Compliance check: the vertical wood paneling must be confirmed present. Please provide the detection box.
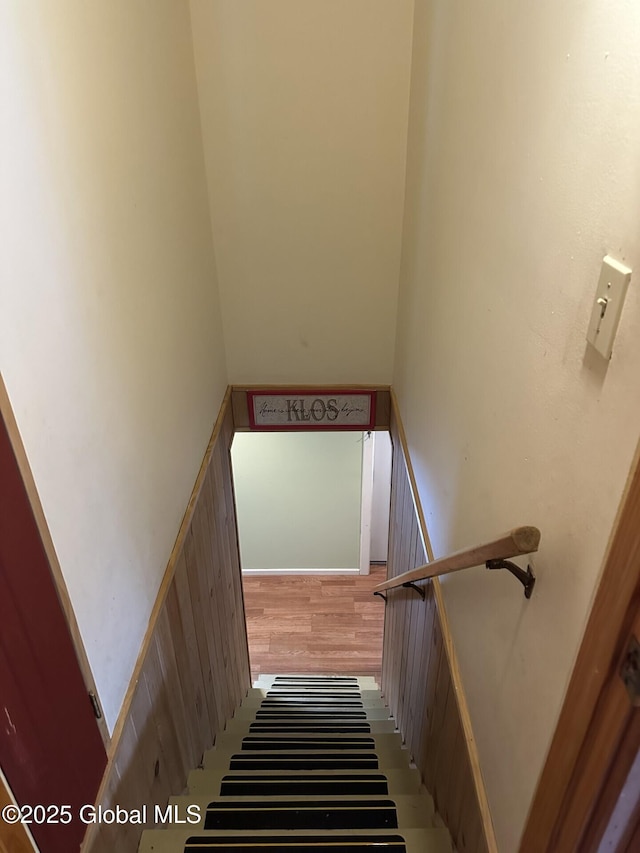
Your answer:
[381,406,495,852]
[83,395,250,853]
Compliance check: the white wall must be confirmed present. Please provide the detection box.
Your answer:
[394,1,640,849]
[231,432,363,571]
[0,1,228,731]
[190,0,414,384]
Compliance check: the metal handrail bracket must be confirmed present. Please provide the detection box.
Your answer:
[373,525,540,602]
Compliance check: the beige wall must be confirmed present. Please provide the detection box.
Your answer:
[0,1,227,731]
[394,1,640,849]
[231,432,363,572]
[190,0,414,384]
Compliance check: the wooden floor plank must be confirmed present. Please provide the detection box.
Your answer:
[242,566,385,679]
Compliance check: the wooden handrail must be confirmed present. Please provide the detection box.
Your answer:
[375,526,541,593]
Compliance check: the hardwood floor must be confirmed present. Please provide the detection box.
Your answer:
[242,565,386,680]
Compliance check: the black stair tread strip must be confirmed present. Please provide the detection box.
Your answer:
[266,685,363,688]
[249,721,372,725]
[240,741,376,752]
[256,711,367,716]
[272,680,360,683]
[242,736,375,743]
[260,696,364,708]
[249,722,371,735]
[267,689,363,693]
[266,693,363,698]
[228,757,379,770]
[231,749,378,761]
[260,700,365,704]
[256,710,367,716]
[230,752,380,758]
[221,774,388,781]
[257,706,368,711]
[260,699,364,703]
[263,699,364,704]
[259,704,364,709]
[219,777,389,792]
[269,685,362,689]
[247,716,372,728]
[184,834,406,852]
[271,683,361,687]
[273,675,359,679]
[248,726,372,734]
[263,699,369,704]
[186,836,406,841]
[242,735,375,741]
[269,681,361,684]
[249,724,375,729]
[255,715,368,721]
[243,735,375,746]
[263,700,365,703]
[203,803,399,831]
[259,705,365,708]
[228,764,380,771]
[270,684,362,688]
[219,782,389,796]
[258,696,368,711]
[206,799,396,810]
[250,720,372,723]
[253,718,370,723]
[265,692,363,696]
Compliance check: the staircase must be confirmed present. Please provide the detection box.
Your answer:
[138,675,452,853]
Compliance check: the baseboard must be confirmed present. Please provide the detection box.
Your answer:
[241,567,360,576]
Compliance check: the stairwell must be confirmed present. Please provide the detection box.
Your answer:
[138,675,453,853]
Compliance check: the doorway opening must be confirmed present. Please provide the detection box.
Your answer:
[230,428,392,679]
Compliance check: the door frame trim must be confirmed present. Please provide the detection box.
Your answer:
[0,767,37,853]
[519,437,640,850]
[358,428,374,575]
[0,374,110,748]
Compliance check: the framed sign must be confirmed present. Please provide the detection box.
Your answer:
[247,390,376,431]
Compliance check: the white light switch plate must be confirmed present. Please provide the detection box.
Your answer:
[586,255,632,359]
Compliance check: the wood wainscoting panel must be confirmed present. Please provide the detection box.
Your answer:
[381,398,496,853]
[83,393,251,853]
